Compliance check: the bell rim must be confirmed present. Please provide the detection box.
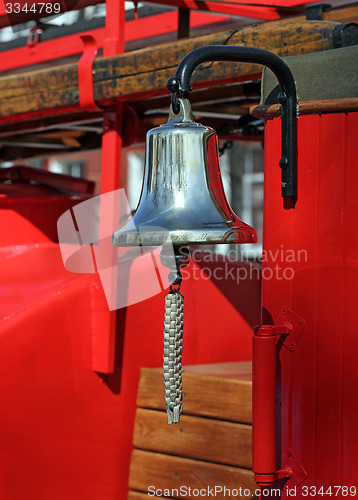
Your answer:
[112,225,257,247]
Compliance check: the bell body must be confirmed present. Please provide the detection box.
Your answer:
[113,99,257,247]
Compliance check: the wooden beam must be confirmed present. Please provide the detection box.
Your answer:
[133,408,252,468]
[0,19,348,123]
[137,363,252,423]
[312,3,358,24]
[129,450,257,498]
[251,97,358,116]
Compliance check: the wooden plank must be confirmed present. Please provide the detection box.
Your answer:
[128,492,172,500]
[321,4,358,24]
[182,361,252,379]
[129,449,257,499]
[0,20,345,121]
[133,408,252,468]
[251,97,358,117]
[137,362,252,424]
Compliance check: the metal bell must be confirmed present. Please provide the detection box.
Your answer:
[112,98,257,247]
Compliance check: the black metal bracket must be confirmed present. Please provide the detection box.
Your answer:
[306,3,331,21]
[167,45,298,209]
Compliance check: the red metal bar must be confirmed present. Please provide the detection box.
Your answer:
[252,325,278,486]
[103,0,125,57]
[0,0,103,28]
[0,28,104,72]
[92,0,125,374]
[0,11,229,72]
[124,10,229,41]
[0,0,310,28]
[91,119,123,373]
[0,165,94,193]
[145,0,292,21]
[78,35,101,111]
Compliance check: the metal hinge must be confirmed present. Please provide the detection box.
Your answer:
[279,448,308,497]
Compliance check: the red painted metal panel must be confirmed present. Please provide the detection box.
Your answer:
[262,112,358,493]
[0,190,260,499]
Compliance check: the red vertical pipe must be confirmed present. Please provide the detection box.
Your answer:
[92,0,126,373]
[103,0,125,57]
[252,325,277,485]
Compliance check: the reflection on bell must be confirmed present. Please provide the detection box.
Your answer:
[112,98,257,247]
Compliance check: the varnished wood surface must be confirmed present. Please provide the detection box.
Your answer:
[137,362,252,424]
[129,363,255,498]
[133,408,252,468]
[129,450,257,499]
[0,20,345,121]
[251,97,358,117]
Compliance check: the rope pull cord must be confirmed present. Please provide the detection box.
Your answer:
[163,288,184,424]
[160,246,190,424]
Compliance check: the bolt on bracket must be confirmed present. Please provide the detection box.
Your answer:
[277,306,306,351]
[280,448,308,497]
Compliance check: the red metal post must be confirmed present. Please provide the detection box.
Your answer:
[92,0,126,373]
[103,0,125,58]
[252,325,278,486]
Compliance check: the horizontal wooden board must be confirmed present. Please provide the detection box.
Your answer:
[137,362,252,424]
[182,361,252,379]
[133,408,252,468]
[128,492,172,500]
[251,97,358,117]
[0,20,345,122]
[129,449,257,499]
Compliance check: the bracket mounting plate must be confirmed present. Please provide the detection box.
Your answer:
[278,306,306,351]
[281,448,307,497]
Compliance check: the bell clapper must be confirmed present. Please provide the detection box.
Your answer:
[161,246,191,424]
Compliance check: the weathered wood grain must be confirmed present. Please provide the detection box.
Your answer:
[137,362,252,424]
[251,97,358,117]
[129,449,257,499]
[0,20,344,121]
[133,408,252,468]
[317,4,358,24]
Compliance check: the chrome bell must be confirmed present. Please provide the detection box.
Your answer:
[112,98,257,248]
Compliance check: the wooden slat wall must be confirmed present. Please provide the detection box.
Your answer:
[252,97,358,117]
[137,362,252,423]
[129,450,257,499]
[129,362,256,499]
[0,19,349,121]
[133,408,252,468]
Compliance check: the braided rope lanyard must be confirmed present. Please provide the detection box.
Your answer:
[163,284,184,425]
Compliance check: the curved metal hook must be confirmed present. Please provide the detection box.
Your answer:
[166,45,298,208]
